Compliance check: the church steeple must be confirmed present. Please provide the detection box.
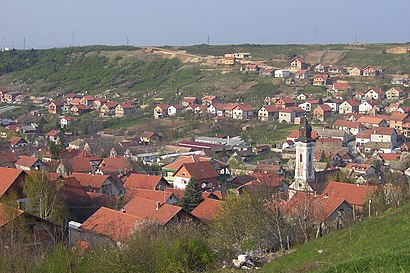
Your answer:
[296,117,314,143]
[294,117,316,184]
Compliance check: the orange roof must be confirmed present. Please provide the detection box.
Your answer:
[260,105,279,112]
[0,203,24,227]
[222,103,239,111]
[322,181,378,206]
[356,129,372,139]
[344,100,360,107]
[61,158,93,173]
[356,116,386,125]
[371,127,395,135]
[123,197,183,225]
[139,131,159,139]
[0,167,24,197]
[234,104,254,111]
[333,120,365,129]
[46,130,61,137]
[70,173,111,192]
[378,153,400,161]
[345,163,373,172]
[191,198,222,221]
[163,155,211,171]
[9,136,27,146]
[124,174,166,190]
[99,157,132,174]
[81,207,143,242]
[15,156,40,168]
[164,188,185,199]
[333,82,349,90]
[124,188,173,204]
[154,103,169,110]
[174,161,219,181]
[315,104,332,112]
[389,112,408,121]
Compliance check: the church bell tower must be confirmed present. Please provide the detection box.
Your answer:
[294,118,316,185]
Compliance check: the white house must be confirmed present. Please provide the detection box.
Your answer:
[258,105,279,121]
[207,103,225,116]
[359,101,378,114]
[370,127,398,148]
[275,69,291,78]
[364,88,384,100]
[167,105,183,116]
[232,104,254,120]
[278,109,296,124]
[298,102,313,112]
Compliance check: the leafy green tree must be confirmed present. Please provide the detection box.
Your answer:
[23,171,68,224]
[48,142,62,160]
[181,179,203,212]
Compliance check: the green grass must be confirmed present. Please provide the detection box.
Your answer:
[242,122,298,145]
[261,202,410,273]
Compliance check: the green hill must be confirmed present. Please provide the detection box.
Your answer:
[261,202,410,272]
[0,44,409,105]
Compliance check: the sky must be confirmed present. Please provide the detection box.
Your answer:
[1,0,409,49]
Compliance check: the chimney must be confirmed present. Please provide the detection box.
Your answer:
[156,201,160,210]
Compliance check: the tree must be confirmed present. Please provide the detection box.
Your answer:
[181,179,203,212]
[23,171,68,224]
[48,142,62,160]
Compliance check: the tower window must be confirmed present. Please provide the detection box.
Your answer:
[299,154,303,162]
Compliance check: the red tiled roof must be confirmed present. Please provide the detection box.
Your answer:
[46,130,61,137]
[315,104,332,112]
[15,156,40,168]
[98,157,132,174]
[123,197,183,225]
[234,104,254,111]
[164,188,185,199]
[378,153,400,161]
[70,173,111,192]
[9,136,27,146]
[322,181,378,206]
[333,120,364,129]
[102,102,118,109]
[124,174,167,190]
[124,188,173,204]
[154,103,169,110]
[344,100,360,107]
[371,127,395,135]
[191,198,222,221]
[260,105,279,112]
[0,167,24,197]
[389,112,408,121]
[333,82,349,90]
[163,155,211,171]
[345,163,373,172]
[81,207,143,242]
[174,161,219,180]
[366,88,384,95]
[181,97,198,103]
[0,152,18,165]
[139,132,158,139]
[61,158,93,173]
[356,130,372,139]
[357,116,386,125]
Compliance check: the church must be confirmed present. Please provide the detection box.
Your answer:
[288,118,329,198]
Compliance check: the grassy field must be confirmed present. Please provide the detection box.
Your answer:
[261,202,410,273]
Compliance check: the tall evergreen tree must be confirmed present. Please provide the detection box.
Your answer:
[181,178,204,212]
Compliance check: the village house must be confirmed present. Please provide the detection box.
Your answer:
[15,94,29,104]
[9,136,28,147]
[240,64,260,72]
[222,103,238,118]
[362,66,383,77]
[313,104,332,122]
[167,104,184,116]
[223,56,235,65]
[48,101,64,114]
[358,100,382,114]
[274,69,291,78]
[357,116,388,128]
[123,173,170,191]
[172,161,219,190]
[313,74,330,86]
[324,98,342,112]
[70,173,124,196]
[46,130,64,144]
[181,97,199,107]
[348,66,362,76]
[60,116,77,129]
[232,104,254,120]
[100,102,118,116]
[207,103,226,116]
[115,103,133,118]
[339,100,360,114]
[333,120,366,135]
[295,70,308,79]
[364,88,384,100]
[328,65,344,74]
[80,95,96,107]
[258,105,279,121]
[330,82,350,93]
[355,130,372,148]
[295,93,308,101]
[92,98,108,110]
[385,87,405,100]
[153,104,169,119]
[259,69,275,77]
[201,95,219,106]
[70,104,90,116]
[191,198,222,222]
[57,158,93,176]
[97,157,132,175]
[315,63,328,73]
[389,112,408,131]
[15,156,45,171]
[139,131,162,144]
[275,98,295,109]
[370,127,398,148]
[290,58,308,70]
[4,91,21,103]
[298,99,318,112]
[278,108,296,124]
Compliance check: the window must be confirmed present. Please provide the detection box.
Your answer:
[299,153,303,162]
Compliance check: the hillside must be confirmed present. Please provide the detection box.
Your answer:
[0,43,409,104]
[261,202,410,272]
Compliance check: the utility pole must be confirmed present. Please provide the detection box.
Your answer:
[126,37,129,46]
[23,37,26,50]
[207,34,210,45]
